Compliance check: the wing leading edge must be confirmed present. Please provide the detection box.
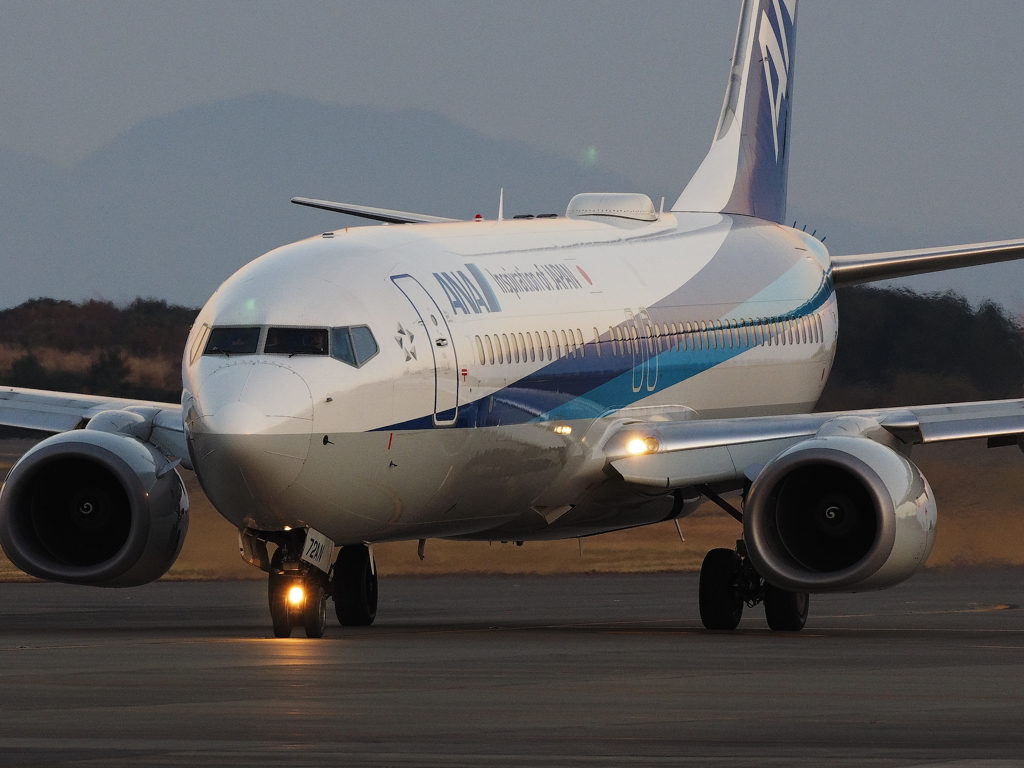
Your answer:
[831,238,1024,286]
[291,197,460,225]
[0,386,187,467]
[608,399,1024,490]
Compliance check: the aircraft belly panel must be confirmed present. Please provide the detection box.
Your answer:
[285,426,567,543]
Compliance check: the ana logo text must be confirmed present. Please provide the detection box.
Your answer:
[433,263,502,316]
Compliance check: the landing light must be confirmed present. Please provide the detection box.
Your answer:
[554,425,572,436]
[627,437,659,455]
[288,586,305,605]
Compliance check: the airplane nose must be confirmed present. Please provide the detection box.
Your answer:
[189,362,313,526]
[198,362,312,436]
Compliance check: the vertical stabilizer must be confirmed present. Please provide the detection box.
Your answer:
[672,0,797,223]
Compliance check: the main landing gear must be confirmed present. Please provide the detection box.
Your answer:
[267,542,378,638]
[698,540,809,632]
[333,544,378,626]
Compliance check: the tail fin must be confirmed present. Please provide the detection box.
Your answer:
[672,0,798,223]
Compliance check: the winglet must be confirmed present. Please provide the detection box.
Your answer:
[672,0,798,224]
[291,197,460,225]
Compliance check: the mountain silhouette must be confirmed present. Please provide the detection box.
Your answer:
[0,93,635,309]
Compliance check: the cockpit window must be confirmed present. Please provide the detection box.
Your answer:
[331,328,356,366]
[332,326,379,367]
[204,326,260,356]
[351,327,379,364]
[265,327,329,356]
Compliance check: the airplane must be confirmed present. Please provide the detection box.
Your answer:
[4,0,1024,639]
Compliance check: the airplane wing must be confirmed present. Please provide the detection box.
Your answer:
[291,196,461,225]
[831,238,1024,285]
[607,399,1024,490]
[0,386,187,467]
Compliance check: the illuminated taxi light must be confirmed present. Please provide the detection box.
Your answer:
[554,425,572,436]
[626,437,660,455]
[288,586,304,605]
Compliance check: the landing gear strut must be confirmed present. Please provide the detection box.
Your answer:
[698,540,808,631]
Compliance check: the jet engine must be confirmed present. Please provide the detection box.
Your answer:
[0,430,189,587]
[744,435,936,592]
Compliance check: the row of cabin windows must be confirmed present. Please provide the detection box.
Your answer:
[606,311,827,356]
[472,311,826,366]
[475,329,587,365]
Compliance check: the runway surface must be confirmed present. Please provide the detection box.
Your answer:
[2,571,1024,767]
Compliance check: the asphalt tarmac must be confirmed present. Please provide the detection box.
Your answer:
[1,571,1024,767]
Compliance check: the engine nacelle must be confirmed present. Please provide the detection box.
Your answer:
[0,430,189,587]
[744,435,936,592]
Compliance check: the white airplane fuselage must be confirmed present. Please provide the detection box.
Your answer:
[182,211,836,545]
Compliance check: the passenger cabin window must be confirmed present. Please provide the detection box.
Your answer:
[265,327,329,356]
[204,326,261,356]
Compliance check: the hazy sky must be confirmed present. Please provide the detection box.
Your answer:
[2,1,1024,310]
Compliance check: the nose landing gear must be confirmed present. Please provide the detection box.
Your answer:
[265,542,378,637]
[698,540,809,632]
[267,548,329,638]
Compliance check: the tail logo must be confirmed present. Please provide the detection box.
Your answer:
[759,0,794,162]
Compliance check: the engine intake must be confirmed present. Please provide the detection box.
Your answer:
[744,435,936,592]
[0,430,189,587]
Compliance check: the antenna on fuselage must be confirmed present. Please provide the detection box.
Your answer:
[498,188,504,222]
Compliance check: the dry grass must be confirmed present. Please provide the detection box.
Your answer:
[0,344,96,374]
[2,438,1024,583]
[0,344,180,392]
[123,355,179,391]
[0,344,24,371]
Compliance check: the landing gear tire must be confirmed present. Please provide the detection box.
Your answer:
[763,582,809,632]
[268,572,293,638]
[699,548,744,630]
[333,545,378,626]
[304,583,328,638]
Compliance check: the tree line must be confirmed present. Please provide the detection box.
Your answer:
[817,287,1024,410]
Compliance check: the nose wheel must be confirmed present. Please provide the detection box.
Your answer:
[267,549,329,638]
